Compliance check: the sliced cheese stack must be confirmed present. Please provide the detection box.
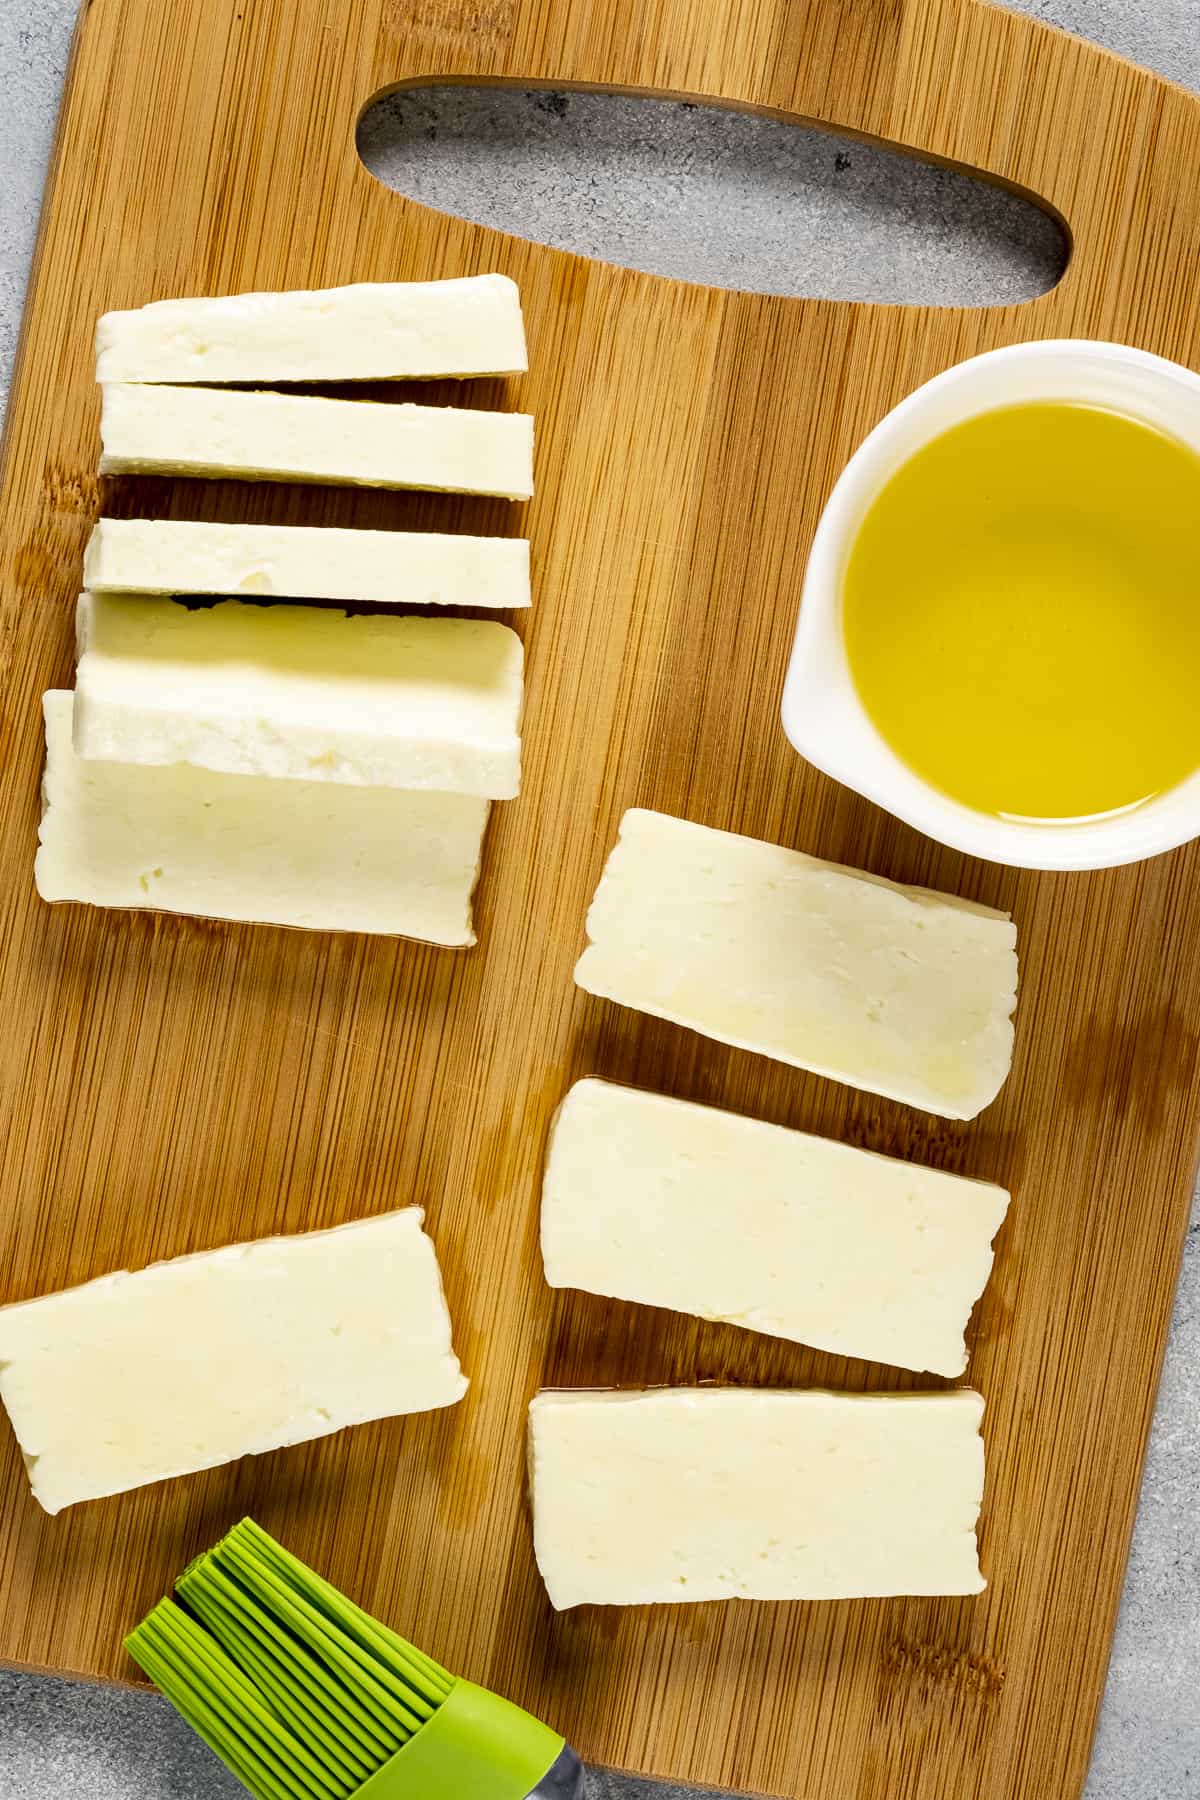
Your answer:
[94,274,533,501]
[63,593,521,932]
[528,1388,987,1607]
[73,595,524,798]
[575,808,1018,1119]
[0,1209,467,1515]
[38,275,534,942]
[36,692,489,942]
[541,1077,1009,1375]
[38,598,521,938]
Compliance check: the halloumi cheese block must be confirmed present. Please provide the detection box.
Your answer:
[83,518,531,609]
[73,595,523,799]
[0,1209,467,1515]
[528,1387,986,1607]
[95,274,527,383]
[99,384,534,500]
[541,1079,1009,1375]
[37,691,489,943]
[574,809,1018,1119]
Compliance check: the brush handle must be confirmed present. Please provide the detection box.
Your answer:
[528,1744,587,1798]
[354,1677,567,1800]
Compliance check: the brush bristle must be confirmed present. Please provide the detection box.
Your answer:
[126,1519,455,1800]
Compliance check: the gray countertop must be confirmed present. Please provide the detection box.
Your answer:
[2,1,1198,1796]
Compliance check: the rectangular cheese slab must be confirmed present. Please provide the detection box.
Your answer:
[541,1079,1009,1375]
[74,595,524,798]
[37,691,489,943]
[95,274,527,383]
[574,809,1018,1119]
[83,518,531,609]
[0,1209,467,1515]
[528,1387,986,1607]
[99,384,534,500]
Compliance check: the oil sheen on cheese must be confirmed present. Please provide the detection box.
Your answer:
[575,808,1016,1120]
[842,402,1200,822]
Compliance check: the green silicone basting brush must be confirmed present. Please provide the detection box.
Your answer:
[126,1518,583,1800]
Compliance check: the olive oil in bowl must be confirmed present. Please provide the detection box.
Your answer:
[841,402,1200,823]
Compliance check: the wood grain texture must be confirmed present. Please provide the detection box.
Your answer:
[2,1,1199,1795]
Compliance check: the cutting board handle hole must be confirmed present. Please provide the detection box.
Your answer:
[357,85,1068,307]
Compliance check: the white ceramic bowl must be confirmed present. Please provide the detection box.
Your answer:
[780,339,1200,870]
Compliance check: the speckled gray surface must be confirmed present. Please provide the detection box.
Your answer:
[358,88,1069,307]
[1,1,1199,1797]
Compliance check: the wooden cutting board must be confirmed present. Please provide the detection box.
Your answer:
[2,0,1200,1794]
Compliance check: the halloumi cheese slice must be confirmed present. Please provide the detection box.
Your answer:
[37,691,489,943]
[73,595,523,798]
[83,518,531,609]
[574,809,1017,1119]
[541,1078,1009,1375]
[528,1387,986,1607]
[0,1209,467,1515]
[99,384,534,500]
[95,274,527,383]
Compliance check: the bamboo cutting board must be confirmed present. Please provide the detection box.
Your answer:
[2,0,1200,1794]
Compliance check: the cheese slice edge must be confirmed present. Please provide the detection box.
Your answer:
[83,517,531,608]
[95,274,528,383]
[99,384,535,501]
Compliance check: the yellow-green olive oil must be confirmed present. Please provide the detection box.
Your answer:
[842,402,1200,821]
